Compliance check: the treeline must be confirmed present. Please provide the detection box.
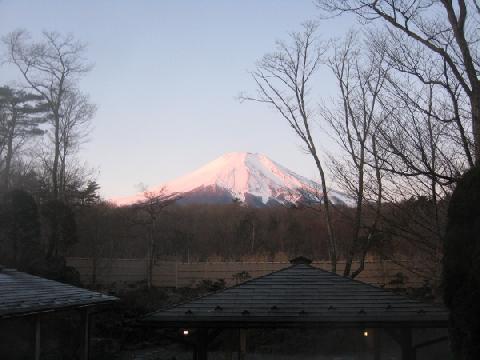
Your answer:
[71,196,445,274]
[73,202,351,261]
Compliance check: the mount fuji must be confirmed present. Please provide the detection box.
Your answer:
[112,152,351,207]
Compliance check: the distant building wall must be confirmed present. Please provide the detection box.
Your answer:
[66,257,435,289]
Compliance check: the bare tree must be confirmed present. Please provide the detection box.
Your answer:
[315,3,477,294]
[3,30,92,199]
[58,89,96,198]
[368,76,456,285]
[131,189,179,289]
[317,0,480,165]
[368,29,474,172]
[323,32,387,277]
[240,22,338,271]
[368,38,464,242]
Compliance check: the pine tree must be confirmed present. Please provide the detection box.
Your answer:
[0,86,47,190]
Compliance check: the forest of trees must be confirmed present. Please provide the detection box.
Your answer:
[71,198,444,269]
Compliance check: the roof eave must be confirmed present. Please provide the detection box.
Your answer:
[0,298,118,320]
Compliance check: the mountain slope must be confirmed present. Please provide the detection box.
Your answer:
[112,152,351,206]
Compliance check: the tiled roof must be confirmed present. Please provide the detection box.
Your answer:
[144,262,448,328]
[0,267,117,318]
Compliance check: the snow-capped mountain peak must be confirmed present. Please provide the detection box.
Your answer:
[112,152,350,207]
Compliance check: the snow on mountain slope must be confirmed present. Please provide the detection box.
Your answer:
[112,152,351,206]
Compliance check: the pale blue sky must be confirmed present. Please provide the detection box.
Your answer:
[0,0,355,198]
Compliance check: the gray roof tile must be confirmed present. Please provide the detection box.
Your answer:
[0,268,117,318]
[144,264,448,328]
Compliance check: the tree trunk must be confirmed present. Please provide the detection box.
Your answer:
[4,126,14,190]
[442,0,480,165]
[312,151,337,273]
[46,212,58,259]
[344,146,365,277]
[146,217,156,289]
[471,91,480,165]
[351,135,383,279]
[60,147,67,200]
[3,108,17,190]
[92,222,98,287]
[250,222,255,253]
[52,112,61,199]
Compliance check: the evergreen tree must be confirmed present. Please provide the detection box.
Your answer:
[75,180,101,206]
[0,86,47,190]
[443,167,480,359]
